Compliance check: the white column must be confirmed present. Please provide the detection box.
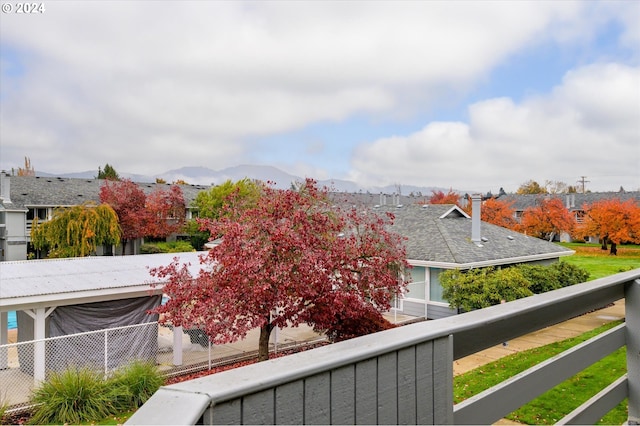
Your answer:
[33,308,47,383]
[173,326,183,366]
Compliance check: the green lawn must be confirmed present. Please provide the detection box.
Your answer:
[559,242,640,280]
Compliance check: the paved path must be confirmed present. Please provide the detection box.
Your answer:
[453,299,626,376]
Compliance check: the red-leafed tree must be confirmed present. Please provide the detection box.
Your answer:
[479,198,518,230]
[577,198,640,255]
[430,189,460,205]
[145,185,187,238]
[150,179,409,361]
[100,179,186,253]
[517,197,575,241]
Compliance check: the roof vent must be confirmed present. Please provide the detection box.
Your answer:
[481,237,489,242]
[507,235,514,240]
[396,204,403,208]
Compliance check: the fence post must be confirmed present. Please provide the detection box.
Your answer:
[0,312,8,369]
[104,330,109,377]
[627,279,640,425]
[173,326,183,366]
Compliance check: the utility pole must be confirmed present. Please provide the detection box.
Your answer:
[577,176,590,193]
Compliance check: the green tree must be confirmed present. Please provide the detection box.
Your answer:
[97,164,119,180]
[516,180,547,194]
[193,178,262,220]
[30,203,121,258]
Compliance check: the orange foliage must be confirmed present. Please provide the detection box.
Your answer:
[429,189,460,205]
[577,198,640,245]
[517,198,575,240]
[479,198,518,230]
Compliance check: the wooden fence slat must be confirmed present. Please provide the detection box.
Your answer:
[355,358,377,425]
[330,364,355,424]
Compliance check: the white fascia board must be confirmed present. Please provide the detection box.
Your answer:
[407,250,575,270]
[0,284,165,313]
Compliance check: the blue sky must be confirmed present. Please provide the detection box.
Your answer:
[1,1,638,192]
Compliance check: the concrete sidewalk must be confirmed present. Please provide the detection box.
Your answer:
[453,299,626,376]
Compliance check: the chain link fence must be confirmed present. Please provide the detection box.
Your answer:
[1,322,324,412]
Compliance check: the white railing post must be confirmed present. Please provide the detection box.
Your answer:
[627,279,640,424]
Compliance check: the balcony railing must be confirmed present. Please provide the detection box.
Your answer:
[127,269,640,425]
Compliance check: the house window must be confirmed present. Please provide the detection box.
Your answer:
[405,266,426,300]
[429,268,446,303]
[27,208,48,221]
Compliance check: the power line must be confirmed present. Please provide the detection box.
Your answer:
[577,176,590,193]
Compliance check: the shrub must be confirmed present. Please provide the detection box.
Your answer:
[325,304,396,343]
[108,360,164,408]
[28,367,116,425]
[140,241,195,254]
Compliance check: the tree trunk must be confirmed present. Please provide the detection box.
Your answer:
[600,236,608,251]
[610,242,617,256]
[258,321,274,362]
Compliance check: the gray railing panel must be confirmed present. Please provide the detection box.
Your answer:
[453,324,626,425]
[275,381,304,425]
[208,398,240,425]
[355,357,378,424]
[331,364,356,424]
[558,375,628,425]
[416,340,435,423]
[304,372,331,424]
[397,346,418,424]
[433,335,454,425]
[243,389,275,424]
[378,351,399,424]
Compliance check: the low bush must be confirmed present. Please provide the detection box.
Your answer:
[140,241,195,254]
[28,367,116,425]
[109,360,164,408]
[28,361,164,424]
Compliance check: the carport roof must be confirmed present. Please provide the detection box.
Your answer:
[0,251,206,312]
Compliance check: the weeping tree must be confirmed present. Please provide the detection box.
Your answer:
[30,203,121,258]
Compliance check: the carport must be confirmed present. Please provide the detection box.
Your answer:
[0,251,205,382]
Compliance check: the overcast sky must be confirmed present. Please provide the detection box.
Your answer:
[1,1,638,193]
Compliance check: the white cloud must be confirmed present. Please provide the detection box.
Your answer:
[351,63,640,192]
[0,1,637,186]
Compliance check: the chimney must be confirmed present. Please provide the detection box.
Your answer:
[0,171,10,204]
[471,193,482,243]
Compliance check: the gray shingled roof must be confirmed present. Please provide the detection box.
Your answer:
[501,192,639,212]
[381,204,573,268]
[5,176,211,210]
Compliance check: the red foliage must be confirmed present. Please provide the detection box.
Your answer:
[517,197,575,240]
[324,302,396,342]
[150,179,409,361]
[99,180,186,250]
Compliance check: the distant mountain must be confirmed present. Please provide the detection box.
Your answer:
[37,164,456,195]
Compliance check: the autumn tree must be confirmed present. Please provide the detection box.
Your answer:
[144,184,187,238]
[577,198,640,255]
[517,197,575,241]
[30,203,120,258]
[150,179,409,361]
[517,180,547,194]
[429,189,460,205]
[478,197,518,229]
[99,179,186,254]
[97,163,119,180]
